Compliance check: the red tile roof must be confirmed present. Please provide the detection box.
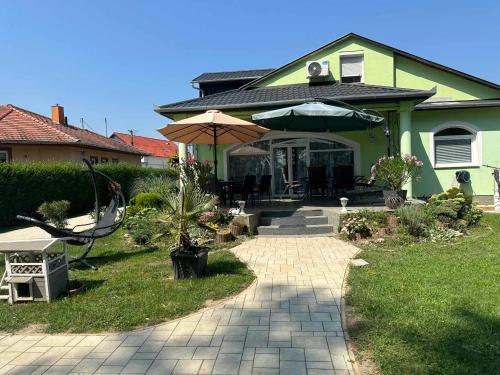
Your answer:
[0,104,144,155]
[111,132,178,158]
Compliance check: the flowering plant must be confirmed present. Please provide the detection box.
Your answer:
[376,154,423,190]
[340,216,372,240]
[175,154,213,191]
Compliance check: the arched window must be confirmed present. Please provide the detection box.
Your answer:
[431,123,480,167]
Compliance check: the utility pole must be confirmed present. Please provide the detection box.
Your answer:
[128,129,134,145]
[105,118,108,137]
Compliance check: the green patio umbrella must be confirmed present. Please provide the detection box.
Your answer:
[251,101,385,132]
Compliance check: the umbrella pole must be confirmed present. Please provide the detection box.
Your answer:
[213,127,218,196]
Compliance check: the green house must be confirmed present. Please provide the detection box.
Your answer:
[155,33,500,203]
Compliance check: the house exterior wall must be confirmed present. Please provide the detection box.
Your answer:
[256,38,394,87]
[141,156,169,168]
[412,107,500,197]
[0,144,141,164]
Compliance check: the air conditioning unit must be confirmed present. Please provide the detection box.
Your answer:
[306,60,329,78]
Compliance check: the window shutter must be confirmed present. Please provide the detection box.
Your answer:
[435,138,472,164]
[341,56,363,77]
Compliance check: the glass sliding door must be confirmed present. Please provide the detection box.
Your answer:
[226,135,356,197]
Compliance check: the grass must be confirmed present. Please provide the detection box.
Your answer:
[0,230,255,333]
[346,214,500,375]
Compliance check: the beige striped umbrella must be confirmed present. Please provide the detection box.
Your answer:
[158,110,269,186]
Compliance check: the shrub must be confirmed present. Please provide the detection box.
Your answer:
[131,175,177,202]
[0,161,176,226]
[124,208,161,245]
[376,154,423,190]
[397,204,434,238]
[340,214,372,240]
[429,227,463,242]
[427,187,482,229]
[37,200,70,229]
[131,192,163,209]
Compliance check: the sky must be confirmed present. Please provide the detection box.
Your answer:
[1,0,499,138]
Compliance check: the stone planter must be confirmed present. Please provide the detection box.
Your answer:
[383,189,407,209]
[170,246,208,279]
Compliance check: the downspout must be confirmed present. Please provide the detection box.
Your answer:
[191,82,204,98]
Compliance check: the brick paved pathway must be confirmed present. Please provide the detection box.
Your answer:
[0,237,359,375]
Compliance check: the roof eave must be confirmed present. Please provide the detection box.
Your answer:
[155,89,435,117]
[416,99,500,111]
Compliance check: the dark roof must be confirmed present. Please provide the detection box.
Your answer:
[243,33,500,91]
[156,82,435,116]
[416,99,500,110]
[0,104,145,155]
[192,69,275,83]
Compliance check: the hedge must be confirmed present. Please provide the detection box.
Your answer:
[0,162,178,227]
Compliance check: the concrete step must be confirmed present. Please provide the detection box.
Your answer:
[0,295,8,300]
[260,209,324,218]
[260,215,329,226]
[257,224,334,236]
[0,285,8,291]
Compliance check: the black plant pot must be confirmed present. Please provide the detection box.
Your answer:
[383,189,407,209]
[170,246,208,280]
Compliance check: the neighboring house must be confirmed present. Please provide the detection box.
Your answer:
[156,33,500,203]
[110,132,178,168]
[0,104,143,164]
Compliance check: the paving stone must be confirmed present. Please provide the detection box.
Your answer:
[72,358,106,373]
[291,336,328,349]
[254,353,279,368]
[145,360,177,375]
[187,336,212,347]
[43,366,75,375]
[198,359,214,374]
[279,361,307,375]
[212,353,241,374]
[103,346,138,366]
[157,347,196,360]
[121,359,153,373]
[172,359,202,374]
[220,340,244,354]
[280,348,305,361]
[305,348,331,362]
[95,365,123,374]
[77,335,106,347]
[193,347,219,360]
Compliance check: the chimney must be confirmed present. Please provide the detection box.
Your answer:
[51,104,65,124]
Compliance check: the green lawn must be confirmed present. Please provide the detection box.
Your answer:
[346,214,500,375]
[0,230,254,333]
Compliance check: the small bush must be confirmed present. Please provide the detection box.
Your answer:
[37,200,70,228]
[340,214,372,240]
[397,205,434,238]
[427,187,482,229]
[124,208,161,245]
[131,192,163,209]
[429,227,463,242]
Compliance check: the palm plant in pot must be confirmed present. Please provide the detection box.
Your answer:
[376,154,423,209]
[163,171,217,280]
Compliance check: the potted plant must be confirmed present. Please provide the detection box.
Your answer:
[376,154,423,209]
[163,173,217,279]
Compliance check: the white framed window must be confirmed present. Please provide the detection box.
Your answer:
[340,52,364,83]
[430,122,481,168]
[0,150,9,163]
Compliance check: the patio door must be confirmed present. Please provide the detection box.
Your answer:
[271,142,308,196]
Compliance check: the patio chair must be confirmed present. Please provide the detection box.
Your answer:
[333,164,384,203]
[241,175,257,207]
[308,166,327,200]
[16,159,126,270]
[332,164,355,198]
[281,168,304,199]
[254,174,272,203]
